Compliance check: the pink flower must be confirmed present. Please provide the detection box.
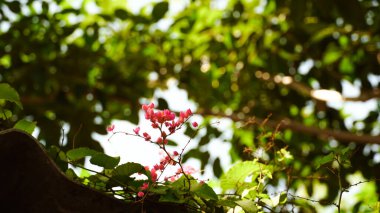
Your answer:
[154,164,160,170]
[156,137,163,144]
[133,127,140,135]
[176,168,182,174]
[159,164,165,170]
[186,109,192,117]
[173,151,179,156]
[141,182,149,190]
[151,169,158,182]
[107,124,115,132]
[192,122,198,128]
[183,165,197,175]
[143,132,151,141]
[137,191,145,197]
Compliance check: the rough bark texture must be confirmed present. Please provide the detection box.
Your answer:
[0,129,138,212]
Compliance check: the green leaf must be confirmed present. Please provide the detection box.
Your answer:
[171,175,193,190]
[112,162,145,177]
[220,160,261,192]
[339,57,354,74]
[166,139,178,146]
[149,185,168,194]
[279,191,287,204]
[41,1,49,12]
[90,153,120,169]
[47,145,68,171]
[323,49,342,65]
[315,152,335,169]
[213,158,223,177]
[339,146,352,156]
[65,168,78,179]
[115,9,129,20]
[7,1,21,13]
[159,192,185,203]
[0,109,12,120]
[67,147,99,161]
[152,2,169,21]
[310,26,336,43]
[191,182,218,201]
[14,119,36,134]
[216,199,237,208]
[235,200,258,213]
[0,83,23,109]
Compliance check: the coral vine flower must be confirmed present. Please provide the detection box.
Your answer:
[151,169,158,181]
[107,124,115,132]
[141,182,149,190]
[137,191,144,197]
[143,132,151,141]
[133,127,140,135]
[156,137,163,144]
[186,109,192,117]
[135,103,197,184]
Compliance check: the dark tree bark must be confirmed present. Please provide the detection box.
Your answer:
[0,129,137,212]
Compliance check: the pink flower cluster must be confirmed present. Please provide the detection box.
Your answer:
[109,102,200,199]
[164,165,197,182]
[141,103,194,135]
[137,151,186,196]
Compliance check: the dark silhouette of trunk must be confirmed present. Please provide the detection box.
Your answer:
[0,129,188,213]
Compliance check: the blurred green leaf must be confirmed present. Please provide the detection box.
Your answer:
[166,139,178,146]
[90,153,120,169]
[310,26,336,43]
[112,162,145,177]
[14,119,36,134]
[115,9,129,20]
[158,97,169,109]
[235,200,257,213]
[339,57,354,74]
[213,158,223,177]
[7,1,21,13]
[315,152,335,169]
[67,147,99,161]
[323,49,342,65]
[152,2,169,21]
[0,109,12,120]
[220,160,260,191]
[0,83,23,109]
[191,182,218,201]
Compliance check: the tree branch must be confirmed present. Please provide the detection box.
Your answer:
[255,71,380,102]
[199,111,380,145]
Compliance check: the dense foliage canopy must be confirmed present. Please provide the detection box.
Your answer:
[1,0,380,211]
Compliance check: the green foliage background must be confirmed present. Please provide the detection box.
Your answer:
[1,0,380,211]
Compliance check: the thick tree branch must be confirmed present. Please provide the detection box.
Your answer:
[199,111,380,145]
[255,71,380,102]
